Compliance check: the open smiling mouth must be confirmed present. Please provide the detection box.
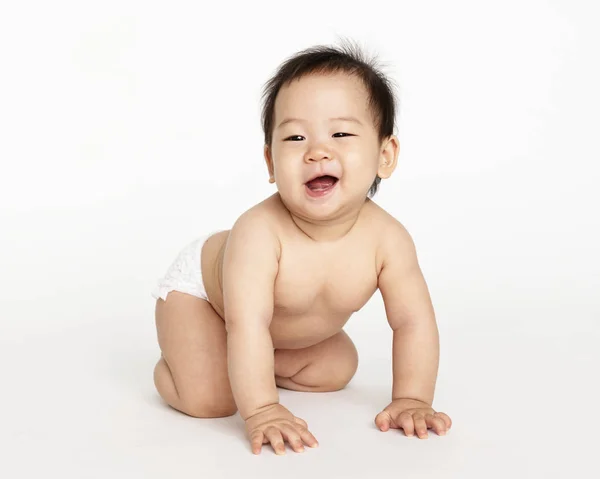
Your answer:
[305,175,339,198]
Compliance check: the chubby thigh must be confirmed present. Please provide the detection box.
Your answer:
[153,292,359,418]
[154,291,236,418]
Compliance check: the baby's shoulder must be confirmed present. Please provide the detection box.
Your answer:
[363,201,415,261]
[362,200,409,236]
[234,194,287,229]
[228,195,287,252]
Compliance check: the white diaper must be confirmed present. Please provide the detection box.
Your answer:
[151,235,212,302]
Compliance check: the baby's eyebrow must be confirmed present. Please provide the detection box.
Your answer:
[276,116,363,129]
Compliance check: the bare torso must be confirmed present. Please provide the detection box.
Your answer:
[201,194,390,349]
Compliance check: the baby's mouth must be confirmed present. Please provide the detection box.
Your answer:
[305,175,339,192]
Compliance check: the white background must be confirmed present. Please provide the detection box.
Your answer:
[1,0,599,477]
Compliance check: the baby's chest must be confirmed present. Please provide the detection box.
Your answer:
[273,250,379,315]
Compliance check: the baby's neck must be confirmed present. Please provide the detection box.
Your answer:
[287,200,370,243]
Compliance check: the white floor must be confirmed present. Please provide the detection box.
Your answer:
[3,285,598,478]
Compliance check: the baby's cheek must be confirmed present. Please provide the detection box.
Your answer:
[345,162,376,184]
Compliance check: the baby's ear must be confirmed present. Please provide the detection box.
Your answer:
[264,145,275,183]
[377,135,400,179]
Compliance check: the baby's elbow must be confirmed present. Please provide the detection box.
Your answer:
[224,312,272,335]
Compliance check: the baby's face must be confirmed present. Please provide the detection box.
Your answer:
[265,72,384,219]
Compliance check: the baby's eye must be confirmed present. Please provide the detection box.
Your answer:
[283,133,354,141]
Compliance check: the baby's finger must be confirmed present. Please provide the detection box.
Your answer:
[413,414,428,439]
[396,411,414,437]
[250,430,265,455]
[435,412,452,429]
[279,425,305,453]
[375,411,391,431]
[295,423,319,448]
[264,427,286,455]
[294,417,308,428]
[426,414,446,436]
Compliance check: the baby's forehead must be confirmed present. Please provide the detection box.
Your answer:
[277,100,369,119]
[282,72,367,95]
[275,74,371,117]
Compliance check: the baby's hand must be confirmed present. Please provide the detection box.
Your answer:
[245,404,319,455]
[374,398,452,439]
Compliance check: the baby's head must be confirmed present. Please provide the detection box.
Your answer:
[261,41,399,218]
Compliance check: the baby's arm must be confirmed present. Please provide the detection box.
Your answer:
[375,220,452,438]
[223,210,280,420]
[377,221,439,404]
[223,210,317,454]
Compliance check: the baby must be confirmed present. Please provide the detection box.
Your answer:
[151,42,452,455]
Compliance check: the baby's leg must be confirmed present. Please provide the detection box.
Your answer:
[153,291,236,418]
[274,330,359,392]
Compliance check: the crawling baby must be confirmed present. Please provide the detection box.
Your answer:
[151,42,452,455]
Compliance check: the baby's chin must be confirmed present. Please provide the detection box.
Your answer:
[280,184,356,221]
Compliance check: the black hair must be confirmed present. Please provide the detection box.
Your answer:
[260,38,399,198]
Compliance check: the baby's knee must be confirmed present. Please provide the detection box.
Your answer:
[153,358,237,418]
[333,331,359,366]
[329,334,359,388]
[180,399,238,419]
[332,358,358,390]
[305,334,359,391]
